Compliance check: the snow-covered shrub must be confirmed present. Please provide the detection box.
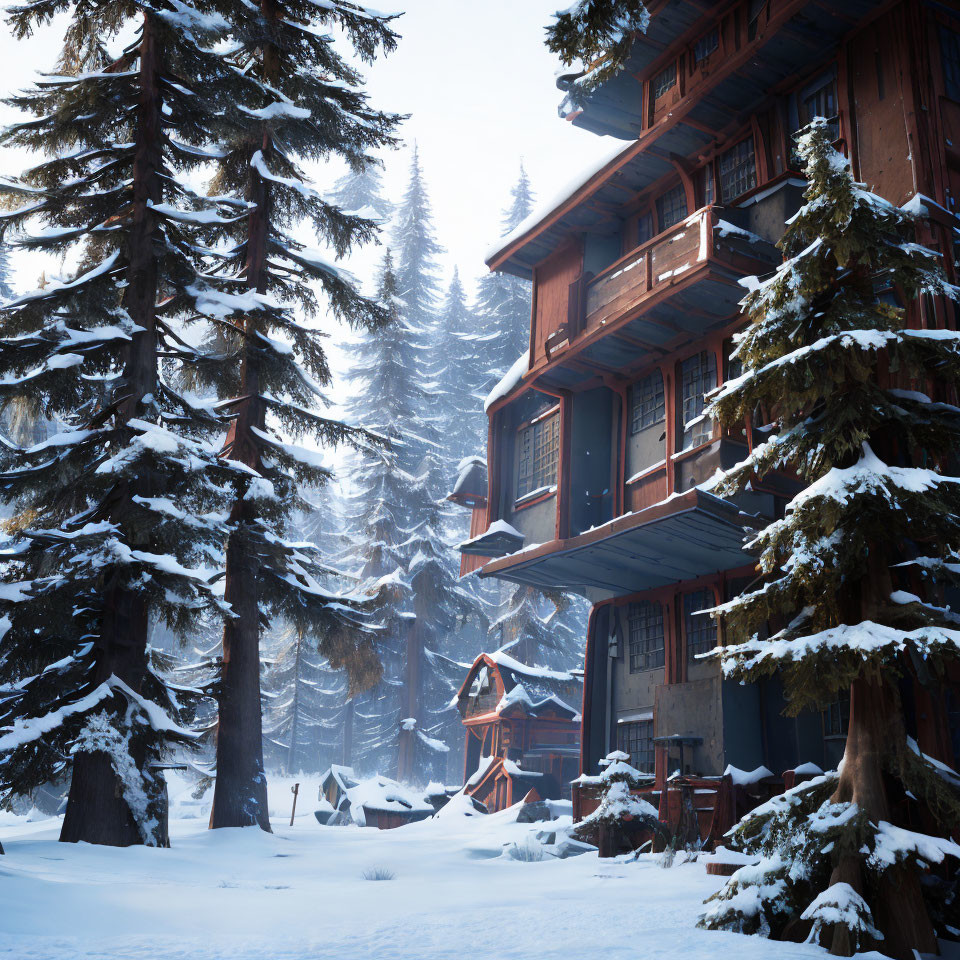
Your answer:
[575,751,664,857]
[362,867,396,882]
[504,836,546,862]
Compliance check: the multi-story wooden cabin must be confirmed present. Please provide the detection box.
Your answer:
[455,651,582,812]
[462,0,960,834]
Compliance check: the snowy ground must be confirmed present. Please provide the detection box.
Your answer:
[0,774,830,960]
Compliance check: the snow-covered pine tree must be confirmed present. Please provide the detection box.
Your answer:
[0,0,257,846]
[475,164,536,385]
[546,1,650,105]
[330,162,393,225]
[698,119,960,956]
[0,241,13,303]
[435,268,487,463]
[342,239,481,785]
[199,0,400,831]
[490,586,584,671]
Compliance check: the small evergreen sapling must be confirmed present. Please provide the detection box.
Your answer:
[698,118,960,956]
[575,750,661,858]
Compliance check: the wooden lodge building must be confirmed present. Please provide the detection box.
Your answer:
[458,0,960,835]
[454,651,583,812]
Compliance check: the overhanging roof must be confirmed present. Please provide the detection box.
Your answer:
[489,0,887,279]
[479,489,754,597]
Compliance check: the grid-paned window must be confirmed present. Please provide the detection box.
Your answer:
[941,27,960,101]
[628,601,665,672]
[822,690,850,738]
[631,370,665,434]
[618,720,655,774]
[516,411,560,499]
[694,27,719,64]
[656,184,688,232]
[684,590,717,661]
[719,137,757,201]
[798,77,838,135]
[680,351,717,449]
[652,62,677,99]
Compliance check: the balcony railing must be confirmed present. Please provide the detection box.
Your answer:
[582,206,772,338]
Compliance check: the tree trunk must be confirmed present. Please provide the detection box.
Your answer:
[287,634,302,776]
[827,675,937,959]
[60,13,162,847]
[209,0,277,831]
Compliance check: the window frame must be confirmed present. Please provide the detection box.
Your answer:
[693,27,719,65]
[718,136,758,202]
[618,719,655,773]
[656,183,689,232]
[515,406,560,502]
[628,600,665,672]
[679,351,717,450]
[683,589,718,662]
[652,62,677,100]
[631,369,666,435]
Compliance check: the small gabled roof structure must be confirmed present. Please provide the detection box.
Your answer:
[456,650,583,722]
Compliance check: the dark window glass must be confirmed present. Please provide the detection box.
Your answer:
[631,370,665,434]
[946,689,960,763]
[628,601,665,672]
[941,27,960,101]
[636,211,654,246]
[680,351,717,448]
[823,690,851,738]
[694,27,719,64]
[719,137,757,201]
[516,411,560,499]
[656,183,688,231]
[618,720,655,773]
[684,590,717,661]
[653,62,677,99]
[798,76,838,138]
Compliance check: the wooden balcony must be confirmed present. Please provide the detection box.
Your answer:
[535,208,778,389]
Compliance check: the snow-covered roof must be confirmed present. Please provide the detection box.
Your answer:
[342,774,433,825]
[448,455,487,506]
[457,650,583,722]
[484,353,528,412]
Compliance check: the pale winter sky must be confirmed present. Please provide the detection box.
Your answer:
[0,0,615,295]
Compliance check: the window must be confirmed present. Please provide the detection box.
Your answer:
[798,75,839,140]
[822,690,850,738]
[698,164,715,207]
[694,27,719,64]
[684,590,717,661]
[941,26,960,101]
[618,719,655,773]
[631,370,665,433]
[516,409,559,499]
[719,137,757,201]
[652,62,677,99]
[628,601,665,672]
[656,184,688,232]
[680,351,716,448]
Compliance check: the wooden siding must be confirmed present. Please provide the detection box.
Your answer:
[532,241,582,365]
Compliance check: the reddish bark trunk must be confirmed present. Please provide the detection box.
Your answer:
[208,0,278,832]
[60,13,162,847]
[826,675,937,958]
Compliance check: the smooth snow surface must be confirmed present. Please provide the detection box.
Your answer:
[0,774,834,960]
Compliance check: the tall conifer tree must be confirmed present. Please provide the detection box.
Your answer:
[197,0,400,830]
[699,119,960,956]
[0,0,255,846]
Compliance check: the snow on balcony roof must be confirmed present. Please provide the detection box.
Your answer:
[484,352,529,412]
